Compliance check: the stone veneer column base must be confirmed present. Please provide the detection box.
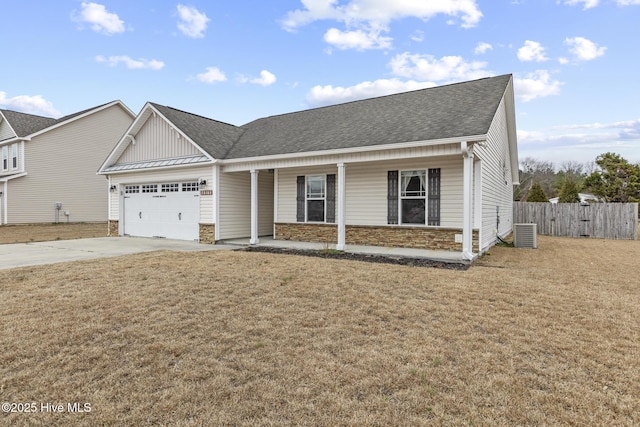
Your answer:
[108,220,119,237]
[275,223,478,252]
[199,223,216,244]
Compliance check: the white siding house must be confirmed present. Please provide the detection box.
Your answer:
[99,75,518,260]
[0,101,134,224]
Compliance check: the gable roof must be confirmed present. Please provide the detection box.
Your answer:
[149,103,243,159]
[0,101,134,143]
[226,74,513,159]
[0,110,56,140]
[100,74,516,173]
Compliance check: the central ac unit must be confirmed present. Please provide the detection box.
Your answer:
[514,223,537,249]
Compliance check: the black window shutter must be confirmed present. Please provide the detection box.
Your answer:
[428,168,441,226]
[296,176,305,222]
[326,174,336,223]
[387,170,398,224]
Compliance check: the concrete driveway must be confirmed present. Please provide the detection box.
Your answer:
[0,237,235,270]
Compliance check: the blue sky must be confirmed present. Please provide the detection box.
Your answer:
[1,0,639,166]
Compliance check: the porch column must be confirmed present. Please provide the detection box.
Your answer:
[250,169,259,245]
[461,141,475,260]
[336,163,346,250]
[212,164,220,241]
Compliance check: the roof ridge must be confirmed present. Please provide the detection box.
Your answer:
[150,102,240,129]
[241,74,511,126]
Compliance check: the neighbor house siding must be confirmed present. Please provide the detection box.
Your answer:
[276,156,464,228]
[6,105,133,224]
[107,165,212,221]
[116,113,202,163]
[0,120,15,141]
[476,98,514,251]
[218,172,251,240]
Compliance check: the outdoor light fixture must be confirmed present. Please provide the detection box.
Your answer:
[109,185,117,192]
[199,179,207,186]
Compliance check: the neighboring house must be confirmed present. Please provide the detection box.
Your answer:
[549,193,600,204]
[99,74,518,260]
[0,101,135,224]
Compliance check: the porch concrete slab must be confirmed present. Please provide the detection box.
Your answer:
[223,237,466,263]
[0,237,233,270]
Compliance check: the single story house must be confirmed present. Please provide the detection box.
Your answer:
[1,101,134,224]
[99,74,519,260]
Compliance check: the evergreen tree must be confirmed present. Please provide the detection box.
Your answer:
[526,181,548,202]
[558,178,580,203]
[584,153,640,202]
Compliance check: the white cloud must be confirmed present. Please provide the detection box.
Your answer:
[474,42,493,55]
[565,36,606,61]
[324,27,392,50]
[514,70,562,102]
[196,67,227,83]
[411,30,425,42]
[176,4,210,38]
[0,91,61,117]
[306,78,436,107]
[389,52,491,82]
[282,0,483,50]
[95,55,165,70]
[250,70,277,86]
[616,0,640,4]
[563,0,600,9]
[517,40,548,62]
[517,119,640,164]
[74,2,125,35]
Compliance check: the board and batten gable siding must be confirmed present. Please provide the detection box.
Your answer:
[475,97,514,251]
[107,165,213,223]
[116,113,202,164]
[276,156,464,228]
[6,104,133,224]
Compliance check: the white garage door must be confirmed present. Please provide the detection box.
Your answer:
[123,182,200,241]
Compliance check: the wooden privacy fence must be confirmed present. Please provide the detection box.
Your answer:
[513,202,638,240]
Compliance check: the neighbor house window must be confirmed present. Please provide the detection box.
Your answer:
[388,169,440,226]
[11,144,17,169]
[1,146,7,171]
[296,174,336,223]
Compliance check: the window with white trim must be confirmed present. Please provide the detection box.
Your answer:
[1,146,7,171]
[296,174,336,223]
[11,144,18,169]
[388,169,441,226]
[161,183,179,192]
[400,170,426,224]
[306,175,326,222]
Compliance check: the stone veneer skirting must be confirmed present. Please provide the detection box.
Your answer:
[199,223,216,244]
[108,220,119,237]
[275,223,479,252]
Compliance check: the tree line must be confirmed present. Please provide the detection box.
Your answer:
[516,152,640,203]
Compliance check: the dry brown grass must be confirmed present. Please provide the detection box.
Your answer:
[1,236,639,426]
[0,223,107,244]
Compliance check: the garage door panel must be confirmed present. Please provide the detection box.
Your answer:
[123,182,199,241]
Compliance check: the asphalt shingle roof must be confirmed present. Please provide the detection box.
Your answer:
[223,74,512,159]
[150,103,244,160]
[0,110,56,140]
